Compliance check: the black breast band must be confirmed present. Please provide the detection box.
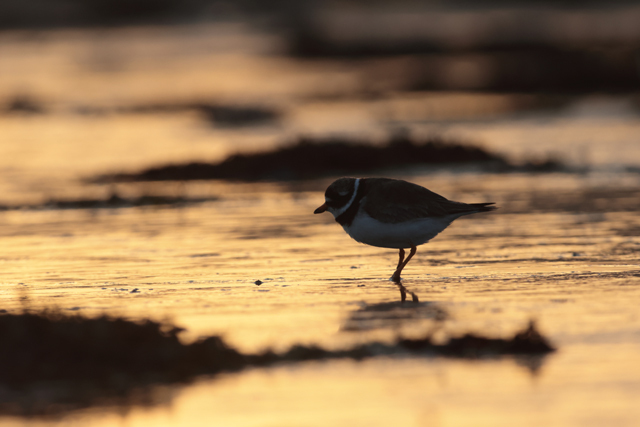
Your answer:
[335,179,367,226]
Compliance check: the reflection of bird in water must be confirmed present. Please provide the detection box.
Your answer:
[314,177,496,302]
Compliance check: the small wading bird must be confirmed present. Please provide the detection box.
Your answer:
[314,177,496,302]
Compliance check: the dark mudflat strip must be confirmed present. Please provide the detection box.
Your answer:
[0,194,218,212]
[107,102,280,127]
[254,320,553,364]
[2,95,280,128]
[0,310,554,416]
[291,41,640,94]
[95,135,562,183]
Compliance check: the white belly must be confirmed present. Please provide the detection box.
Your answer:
[343,212,455,249]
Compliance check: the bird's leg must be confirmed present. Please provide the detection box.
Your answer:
[395,248,405,273]
[392,248,407,301]
[391,245,419,302]
[391,248,405,283]
[392,245,416,282]
[397,248,406,269]
[401,245,417,272]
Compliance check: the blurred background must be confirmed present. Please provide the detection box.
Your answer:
[2,1,640,425]
[2,0,640,207]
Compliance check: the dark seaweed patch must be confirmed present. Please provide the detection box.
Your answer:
[72,101,279,127]
[4,95,46,115]
[115,102,280,127]
[0,310,554,415]
[95,134,556,183]
[0,194,218,212]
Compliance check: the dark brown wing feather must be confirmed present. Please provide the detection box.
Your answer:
[361,178,495,223]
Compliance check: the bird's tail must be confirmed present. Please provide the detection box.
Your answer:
[469,202,497,212]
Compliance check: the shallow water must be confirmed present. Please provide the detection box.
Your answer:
[2,173,640,426]
[1,24,640,426]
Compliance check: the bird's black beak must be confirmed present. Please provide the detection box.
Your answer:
[314,203,328,214]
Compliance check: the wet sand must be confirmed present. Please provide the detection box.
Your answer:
[1,24,640,426]
[0,172,639,426]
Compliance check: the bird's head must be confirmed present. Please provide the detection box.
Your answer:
[314,177,359,218]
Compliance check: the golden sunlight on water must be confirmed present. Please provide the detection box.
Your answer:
[1,174,640,426]
[1,23,640,427]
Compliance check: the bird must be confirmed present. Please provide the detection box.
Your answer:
[314,177,496,301]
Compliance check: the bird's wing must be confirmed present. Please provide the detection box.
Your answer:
[361,178,487,223]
